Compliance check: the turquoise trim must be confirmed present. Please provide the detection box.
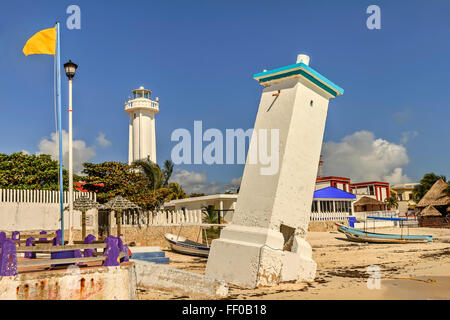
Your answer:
[253,62,344,97]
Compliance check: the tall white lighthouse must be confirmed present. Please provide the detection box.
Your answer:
[124,86,159,164]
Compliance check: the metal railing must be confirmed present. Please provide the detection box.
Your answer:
[0,231,130,276]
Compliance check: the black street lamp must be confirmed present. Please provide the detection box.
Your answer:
[64,60,78,80]
[64,59,78,244]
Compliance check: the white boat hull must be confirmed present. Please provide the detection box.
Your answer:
[164,233,210,258]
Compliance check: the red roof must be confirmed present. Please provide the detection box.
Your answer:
[316,176,351,182]
[350,181,389,187]
[74,182,104,193]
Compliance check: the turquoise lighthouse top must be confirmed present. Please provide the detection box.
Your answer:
[253,54,344,97]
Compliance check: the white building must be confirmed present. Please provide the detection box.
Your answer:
[164,194,238,223]
[124,86,159,164]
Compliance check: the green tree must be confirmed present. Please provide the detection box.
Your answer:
[201,205,218,224]
[0,152,72,190]
[190,193,206,198]
[385,195,399,209]
[81,161,154,208]
[132,158,174,191]
[412,173,447,202]
[167,182,187,200]
[81,160,185,211]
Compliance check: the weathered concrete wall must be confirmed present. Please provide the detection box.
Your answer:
[308,220,349,232]
[0,203,97,233]
[111,225,202,248]
[0,263,137,300]
[133,259,228,298]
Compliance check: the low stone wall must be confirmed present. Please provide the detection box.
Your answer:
[3,226,202,248]
[308,220,348,232]
[0,263,136,300]
[111,225,202,248]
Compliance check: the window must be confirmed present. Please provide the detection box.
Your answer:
[311,201,318,213]
[369,186,375,195]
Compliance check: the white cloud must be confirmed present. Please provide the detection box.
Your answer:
[400,131,418,144]
[96,132,112,148]
[230,177,242,186]
[322,130,411,185]
[170,169,240,195]
[37,130,96,174]
[383,168,410,185]
[19,150,30,155]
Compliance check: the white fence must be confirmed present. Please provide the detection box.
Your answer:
[353,210,399,220]
[0,188,96,204]
[119,209,204,226]
[310,211,351,221]
[310,210,401,222]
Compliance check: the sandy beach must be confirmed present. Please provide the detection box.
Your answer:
[137,227,450,300]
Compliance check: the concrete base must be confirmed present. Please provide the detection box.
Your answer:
[129,246,161,253]
[205,225,316,288]
[133,259,228,298]
[0,263,137,300]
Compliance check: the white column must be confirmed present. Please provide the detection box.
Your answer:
[68,78,74,244]
[128,115,133,165]
[206,54,343,287]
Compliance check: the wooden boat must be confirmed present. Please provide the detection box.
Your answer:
[164,223,229,258]
[335,219,433,244]
[164,233,210,258]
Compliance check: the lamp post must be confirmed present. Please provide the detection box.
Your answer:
[64,60,78,245]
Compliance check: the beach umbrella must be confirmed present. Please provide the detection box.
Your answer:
[73,196,99,240]
[100,196,141,237]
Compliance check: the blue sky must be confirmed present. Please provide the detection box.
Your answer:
[0,0,449,193]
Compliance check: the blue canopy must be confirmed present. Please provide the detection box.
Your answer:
[313,187,356,200]
[367,216,408,222]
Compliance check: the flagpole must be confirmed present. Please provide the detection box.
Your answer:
[56,22,64,246]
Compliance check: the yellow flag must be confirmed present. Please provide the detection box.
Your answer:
[23,26,56,56]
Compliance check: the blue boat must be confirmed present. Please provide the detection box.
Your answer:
[335,217,433,244]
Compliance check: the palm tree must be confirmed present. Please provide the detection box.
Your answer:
[385,195,399,209]
[162,160,174,188]
[132,157,174,192]
[201,205,218,224]
[168,182,187,200]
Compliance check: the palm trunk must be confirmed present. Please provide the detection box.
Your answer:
[82,210,86,240]
[116,210,122,237]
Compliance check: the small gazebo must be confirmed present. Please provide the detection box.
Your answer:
[101,196,141,236]
[73,196,100,240]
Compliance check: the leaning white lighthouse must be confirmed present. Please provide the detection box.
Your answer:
[124,86,159,164]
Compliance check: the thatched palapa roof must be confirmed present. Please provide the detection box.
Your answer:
[73,196,99,211]
[100,195,141,211]
[419,205,442,217]
[416,179,449,208]
[354,196,385,206]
